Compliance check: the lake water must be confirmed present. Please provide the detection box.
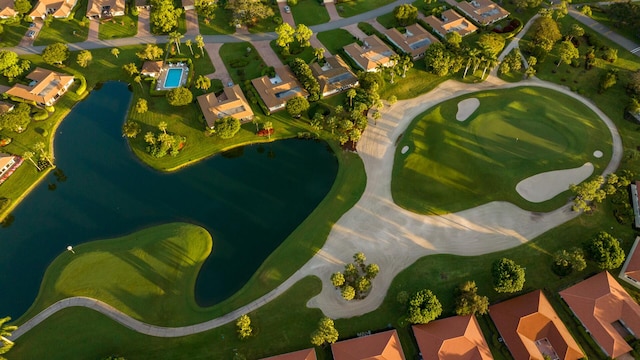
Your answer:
[0,82,338,318]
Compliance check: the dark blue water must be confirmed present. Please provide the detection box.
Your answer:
[0,82,338,318]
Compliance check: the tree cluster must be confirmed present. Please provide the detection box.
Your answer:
[213,116,241,139]
[529,17,561,57]
[310,317,339,347]
[150,0,182,33]
[0,103,31,133]
[393,4,418,26]
[0,316,17,360]
[195,0,217,21]
[275,23,313,55]
[570,172,632,212]
[606,2,640,38]
[406,289,442,324]
[492,258,526,293]
[42,43,69,66]
[552,248,587,276]
[585,231,625,270]
[289,58,320,101]
[166,87,193,106]
[226,0,274,27]
[0,50,30,81]
[236,314,252,339]
[143,122,186,158]
[454,281,489,316]
[122,121,142,138]
[330,252,379,301]
[136,44,164,61]
[76,50,93,68]
[286,96,310,118]
[499,48,522,76]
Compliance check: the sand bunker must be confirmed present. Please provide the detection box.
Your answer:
[456,98,480,121]
[401,146,409,154]
[593,150,603,158]
[516,163,594,203]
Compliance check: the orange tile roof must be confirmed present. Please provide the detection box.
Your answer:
[197,84,254,127]
[310,55,358,97]
[251,66,308,112]
[331,329,406,360]
[384,24,439,59]
[490,290,584,360]
[0,0,18,18]
[423,9,478,38]
[412,315,493,360]
[260,348,317,360]
[456,0,510,26]
[0,153,16,174]
[86,0,125,17]
[560,271,640,358]
[5,67,74,106]
[29,0,76,19]
[342,35,397,72]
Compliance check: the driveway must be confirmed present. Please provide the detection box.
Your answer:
[203,43,232,85]
[324,1,342,21]
[87,19,100,41]
[185,9,200,35]
[341,23,368,41]
[137,8,152,37]
[278,3,295,27]
[18,20,42,47]
[310,33,332,56]
[252,40,284,67]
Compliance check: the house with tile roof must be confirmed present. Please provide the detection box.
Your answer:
[456,0,510,26]
[620,236,640,289]
[251,66,308,113]
[29,0,77,19]
[0,153,22,185]
[197,84,254,128]
[423,9,478,38]
[0,0,18,18]
[342,35,397,72]
[490,290,584,360]
[141,61,163,78]
[310,55,358,98]
[86,0,125,19]
[412,314,493,360]
[260,348,316,360]
[560,271,640,359]
[384,23,439,60]
[331,329,406,360]
[5,68,74,107]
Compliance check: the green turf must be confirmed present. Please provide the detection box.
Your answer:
[392,87,612,215]
[19,223,212,326]
[269,40,315,65]
[98,14,138,40]
[33,0,89,45]
[197,7,236,35]
[247,3,281,34]
[0,21,29,48]
[290,0,330,26]
[316,29,357,56]
[379,60,447,100]
[334,0,395,18]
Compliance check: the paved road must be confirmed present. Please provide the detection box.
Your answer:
[568,6,640,57]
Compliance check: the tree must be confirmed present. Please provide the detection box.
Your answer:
[169,31,184,54]
[34,141,53,166]
[263,121,273,139]
[195,75,211,91]
[214,116,241,139]
[580,5,592,16]
[477,33,505,57]
[136,44,164,60]
[310,317,339,347]
[134,75,143,90]
[341,285,356,300]
[150,0,182,33]
[552,248,587,276]
[525,56,537,78]
[289,58,320,101]
[123,121,142,137]
[275,23,295,54]
[570,176,606,212]
[555,41,579,70]
[166,87,193,106]
[286,96,310,118]
[14,0,31,14]
[407,289,442,324]
[389,54,400,84]
[314,47,325,62]
[462,48,481,78]
[123,63,139,77]
[0,317,17,360]
[0,103,31,133]
[398,55,413,78]
[185,39,194,55]
[480,55,498,79]
[424,43,454,76]
[446,31,462,48]
[586,231,625,270]
[599,69,618,93]
[346,88,356,107]
[365,263,379,279]
[0,50,19,74]
[602,48,618,63]
[236,314,252,339]
[295,24,313,48]
[226,0,274,27]
[331,272,345,288]
[76,50,92,68]
[42,43,69,65]
[566,24,584,42]
[135,99,148,114]
[455,281,489,316]
[158,121,167,135]
[393,4,418,26]
[492,258,525,293]
[111,48,120,59]
[195,34,205,56]
[22,151,41,171]
[195,0,217,20]
[532,17,561,52]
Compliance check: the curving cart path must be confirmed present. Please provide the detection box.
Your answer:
[8,12,624,341]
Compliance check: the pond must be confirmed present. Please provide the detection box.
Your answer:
[0,82,339,318]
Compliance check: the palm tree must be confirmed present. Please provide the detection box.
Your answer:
[111,48,120,59]
[0,316,17,359]
[22,151,40,171]
[263,121,273,139]
[313,47,325,62]
[169,31,184,54]
[399,55,413,78]
[185,39,194,55]
[134,75,143,91]
[158,121,168,134]
[463,48,481,79]
[252,118,260,132]
[346,88,356,107]
[195,34,205,56]
[481,55,498,79]
[375,62,387,81]
[389,54,400,84]
[144,132,156,145]
[34,142,53,166]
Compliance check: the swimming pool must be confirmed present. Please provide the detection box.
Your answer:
[164,68,183,88]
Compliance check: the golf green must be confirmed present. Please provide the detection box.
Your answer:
[392,87,612,214]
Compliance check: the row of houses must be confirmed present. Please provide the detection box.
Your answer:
[258,270,640,360]
[0,0,125,20]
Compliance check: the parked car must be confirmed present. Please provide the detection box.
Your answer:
[28,22,36,28]
[284,5,290,13]
[27,30,36,38]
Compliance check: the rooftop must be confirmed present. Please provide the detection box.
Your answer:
[423,9,478,38]
[412,315,493,360]
[331,329,406,360]
[343,35,397,71]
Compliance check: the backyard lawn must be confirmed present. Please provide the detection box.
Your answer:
[197,7,236,35]
[0,21,28,47]
[317,29,357,56]
[98,14,138,40]
[33,0,89,45]
[290,0,330,26]
[334,0,396,18]
[392,87,612,215]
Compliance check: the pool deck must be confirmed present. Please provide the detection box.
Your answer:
[155,63,189,91]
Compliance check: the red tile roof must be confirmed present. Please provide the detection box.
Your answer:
[490,290,584,360]
[331,329,406,360]
[560,271,640,358]
[260,348,316,360]
[412,315,493,360]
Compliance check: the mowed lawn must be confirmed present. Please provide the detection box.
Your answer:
[291,0,330,26]
[18,223,212,327]
[392,87,613,215]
